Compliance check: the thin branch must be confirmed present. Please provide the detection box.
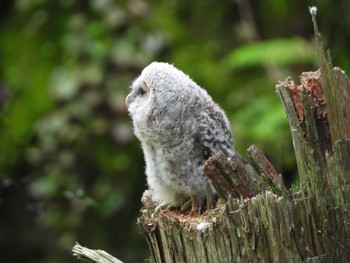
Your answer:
[72,242,123,263]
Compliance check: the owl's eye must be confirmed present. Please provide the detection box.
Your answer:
[138,87,146,96]
[137,82,148,96]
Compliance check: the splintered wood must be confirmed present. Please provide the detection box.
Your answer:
[286,70,332,155]
[204,148,284,201]
[288,70,327,123]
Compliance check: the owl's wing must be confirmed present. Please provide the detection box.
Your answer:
[196,106,234,160]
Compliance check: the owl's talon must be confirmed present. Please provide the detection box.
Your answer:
[180,199,192,212]
[180,198,200,215]
[190,197,198,216]
[180,197,201,215]
[153,202,181,217]
[153,202,168,216]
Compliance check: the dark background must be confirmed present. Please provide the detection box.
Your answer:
[0,0,349,262]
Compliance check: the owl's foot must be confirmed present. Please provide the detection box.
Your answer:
[153,202,181,217]
[181,191,218,215]
[180,197,199,215]
[153,202,168,215]
[180,196,207,215]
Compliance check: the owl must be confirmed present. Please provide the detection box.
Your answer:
[126,62,234,213]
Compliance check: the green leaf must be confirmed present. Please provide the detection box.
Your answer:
[225,37,316,70]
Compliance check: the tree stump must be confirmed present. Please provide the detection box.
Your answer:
[137,17,350,261]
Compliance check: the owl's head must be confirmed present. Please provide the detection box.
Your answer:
[125,62,199,116]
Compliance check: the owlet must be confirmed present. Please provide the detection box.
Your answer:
[126,62,234,212]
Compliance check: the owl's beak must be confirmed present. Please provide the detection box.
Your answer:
[125,95,130,108]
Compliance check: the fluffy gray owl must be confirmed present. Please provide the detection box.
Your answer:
[126,62,234,213]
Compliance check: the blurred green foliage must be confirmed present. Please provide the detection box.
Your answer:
[224,37,315,69]
[0,0,349,262]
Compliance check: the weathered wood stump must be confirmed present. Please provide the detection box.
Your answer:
[137,65,350,263]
